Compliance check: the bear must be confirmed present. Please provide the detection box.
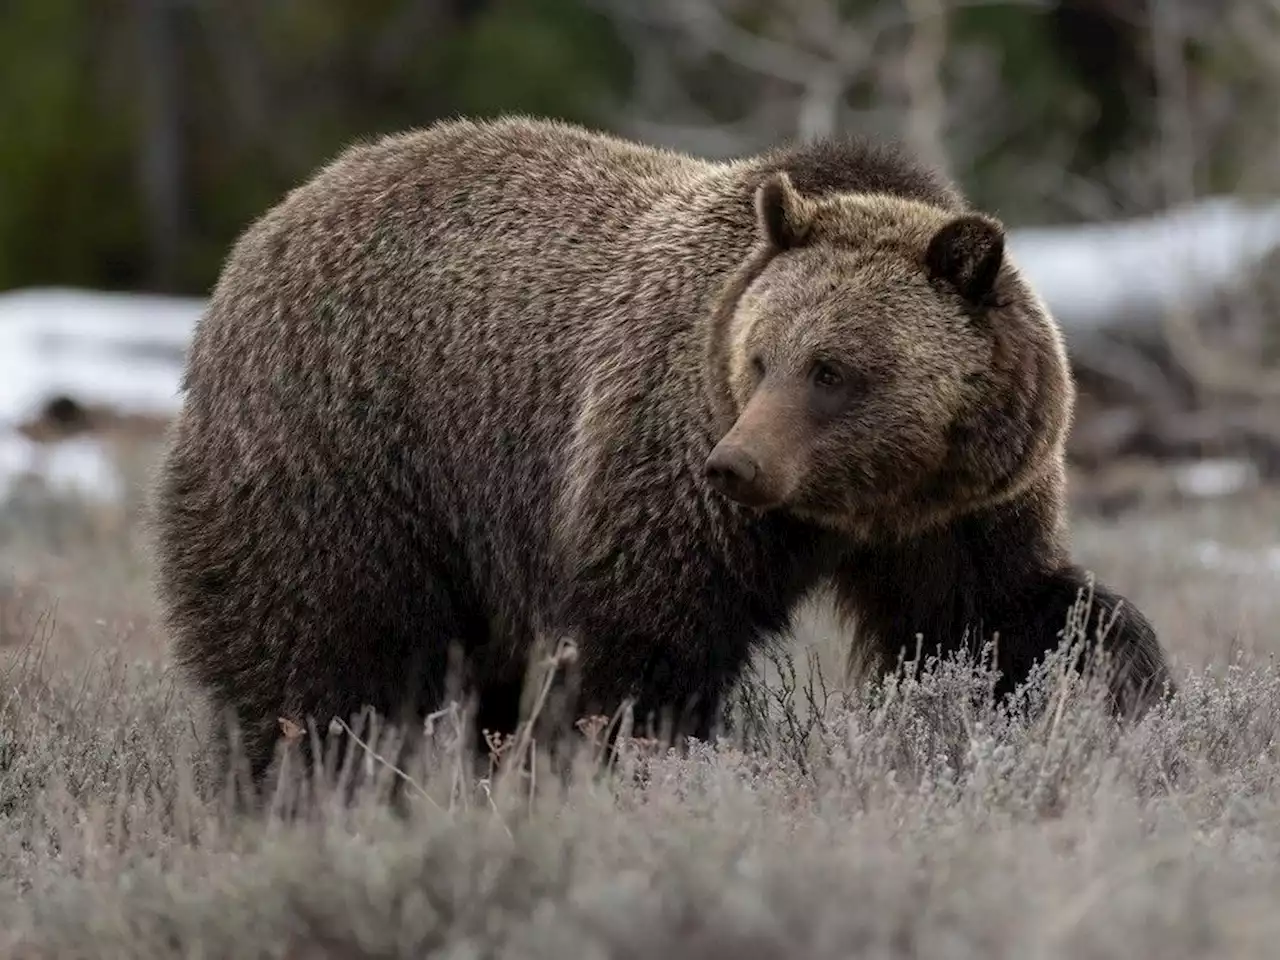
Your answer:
[149,115,1174,786]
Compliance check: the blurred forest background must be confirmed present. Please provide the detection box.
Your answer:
[2,0,1280,507]
[6,0,1271,294]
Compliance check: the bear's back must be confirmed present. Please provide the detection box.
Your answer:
[262,116,714,261]
[168,119,759,637]
[184,116,726,419]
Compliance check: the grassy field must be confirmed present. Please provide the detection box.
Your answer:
[1,435,1279,959]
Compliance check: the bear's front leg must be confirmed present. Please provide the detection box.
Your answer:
[833,476,1175,719]
[987,561,1173,717]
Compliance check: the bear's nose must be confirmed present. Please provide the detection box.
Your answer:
[704,446,764,504]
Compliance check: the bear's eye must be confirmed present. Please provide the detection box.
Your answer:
[811,362,844,390]
[750,355,766,378]
[807,360,861,419]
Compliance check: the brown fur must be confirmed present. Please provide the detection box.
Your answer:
[149,116,1173,783]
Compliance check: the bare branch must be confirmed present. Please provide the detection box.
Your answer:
[900,0,952,176]
[595,0,813,84]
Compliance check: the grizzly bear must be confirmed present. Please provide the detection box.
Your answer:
[150,116,1173,783]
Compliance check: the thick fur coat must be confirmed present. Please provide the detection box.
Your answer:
[151,116,1173,780]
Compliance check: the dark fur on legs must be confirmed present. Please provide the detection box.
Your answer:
[836,472,1174,720]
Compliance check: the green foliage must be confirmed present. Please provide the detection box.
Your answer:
[0,1,142,290]
[0,0,630,296]
[448,0,631,120]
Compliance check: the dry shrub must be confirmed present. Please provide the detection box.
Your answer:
[2,589,1279,959]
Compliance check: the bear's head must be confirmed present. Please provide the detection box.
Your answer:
[703,170,1074,539]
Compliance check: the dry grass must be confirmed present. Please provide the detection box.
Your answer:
[2,439,1279,959]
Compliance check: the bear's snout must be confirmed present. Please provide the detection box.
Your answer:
[704,444,775,507]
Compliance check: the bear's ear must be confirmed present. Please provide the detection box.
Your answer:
[755,171,812,250]
[925,214,1005,305]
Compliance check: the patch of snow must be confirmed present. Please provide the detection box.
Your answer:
[1172,459,1260,500]
[1192,540,1280,577]
[0,287,201,505]
[1008,196,1280,333]
[0,433,123,503]
[0,286,201,428]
